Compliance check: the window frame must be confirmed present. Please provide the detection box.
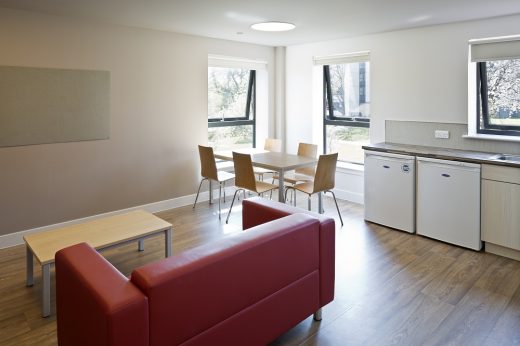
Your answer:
[476,61,520,136]
[208,69,256,147]
[323,64,370,160]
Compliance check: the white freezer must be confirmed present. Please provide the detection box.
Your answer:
[364,151,415,233]
[416,157,481,250]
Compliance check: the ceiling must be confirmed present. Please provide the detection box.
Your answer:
[1,0,520,46]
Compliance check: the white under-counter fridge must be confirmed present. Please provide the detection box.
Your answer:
[364,150,416,233]
[416,157,481,250]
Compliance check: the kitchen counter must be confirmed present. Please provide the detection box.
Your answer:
[362,143,520,168]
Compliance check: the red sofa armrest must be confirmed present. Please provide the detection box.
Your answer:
[242,197,336,306]
[56,243,149,346]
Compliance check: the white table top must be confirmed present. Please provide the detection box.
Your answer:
[214,148,317,171]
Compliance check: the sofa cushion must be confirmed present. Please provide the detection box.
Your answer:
[131,214,320,346]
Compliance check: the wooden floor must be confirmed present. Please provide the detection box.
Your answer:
[1,194,520,345]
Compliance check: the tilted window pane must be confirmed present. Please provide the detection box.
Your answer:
[484,59,520,127]
[208,125,253,151]
[325,62,370,118]
[325,125,370,164]
[208,67,251,119]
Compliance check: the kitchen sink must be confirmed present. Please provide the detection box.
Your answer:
[493,154,520,163]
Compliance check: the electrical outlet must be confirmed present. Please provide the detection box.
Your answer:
[435,130,450,139]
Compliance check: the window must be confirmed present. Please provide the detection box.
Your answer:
[477,59,520,136]
[208,66,255,151]
[323,60,370,164]
[469,35,520,138]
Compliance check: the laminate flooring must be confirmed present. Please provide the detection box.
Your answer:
[0,194,519,345]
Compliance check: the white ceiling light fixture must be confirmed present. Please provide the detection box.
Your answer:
[251,21,296,32]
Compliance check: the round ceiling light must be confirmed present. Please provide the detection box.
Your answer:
[251,21,295,32]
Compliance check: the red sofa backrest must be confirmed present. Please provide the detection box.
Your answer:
[131,214,321,346]
[242,197,336,307]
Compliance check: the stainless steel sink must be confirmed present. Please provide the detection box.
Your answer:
[493,154,520,163]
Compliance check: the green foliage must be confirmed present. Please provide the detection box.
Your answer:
[208,67,249,119]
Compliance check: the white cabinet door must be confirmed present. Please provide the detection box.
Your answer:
[481,179,520,250]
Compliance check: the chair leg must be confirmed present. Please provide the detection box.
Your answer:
[308,195,311,211]
[327,190,344,226]
[284,187,293,203]
[226,189,242,224]
[293,189,296,206]
[269,178,275,200]
[218,183,222,220]
[223,181,226,202]
[193,178,207,208]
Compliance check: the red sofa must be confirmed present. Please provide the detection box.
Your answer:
[55,197,335,346]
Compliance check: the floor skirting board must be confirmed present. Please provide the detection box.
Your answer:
[0,187,229,249]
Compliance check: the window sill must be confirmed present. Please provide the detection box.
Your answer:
[337,161,364,174]
[463,134,520,143]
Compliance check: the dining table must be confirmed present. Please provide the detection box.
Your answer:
[214,148,322,210]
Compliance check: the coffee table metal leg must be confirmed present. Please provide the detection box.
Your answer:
[165,228,172,257]
[138,239,145,252]
[26,246,34,287]
[42,264,51,317]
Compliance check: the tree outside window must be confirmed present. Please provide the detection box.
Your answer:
[208,66,255,151]
[478,59,520,136]
[324,61,370,164]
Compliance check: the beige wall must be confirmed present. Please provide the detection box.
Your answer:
[0,8,275,236]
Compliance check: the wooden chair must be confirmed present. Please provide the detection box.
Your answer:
[226,152,278,223]
[254,138,282,181]
[193,145,235,219]
[284,153,343,226]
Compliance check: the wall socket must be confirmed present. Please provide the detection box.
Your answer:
[435,130,450,139]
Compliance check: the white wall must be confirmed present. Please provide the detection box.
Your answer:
[285,13,520,204]
[0,7,275,235]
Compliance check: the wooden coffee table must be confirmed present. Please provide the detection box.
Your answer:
[24,210,173,317]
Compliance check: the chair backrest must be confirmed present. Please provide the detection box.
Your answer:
[264,138,282,152]
[312,153,338,194]
[232,152,257,191]
[295,143,318,176]
[198,145,218,181]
